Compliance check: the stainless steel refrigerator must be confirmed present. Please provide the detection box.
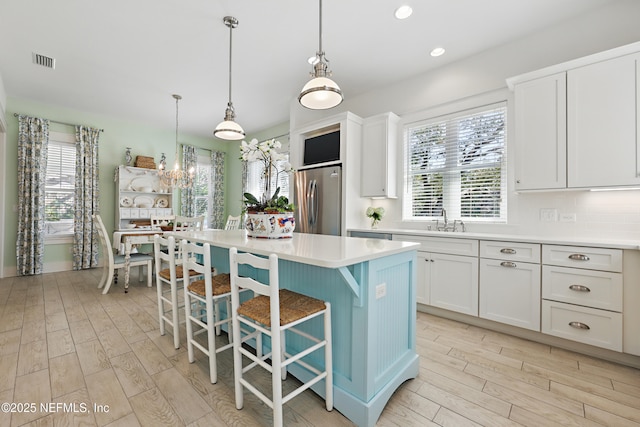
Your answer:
[294,165,342,235]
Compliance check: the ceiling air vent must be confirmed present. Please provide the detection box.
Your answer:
[32,52,56,69]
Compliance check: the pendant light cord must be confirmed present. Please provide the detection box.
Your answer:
[318,0,323,54]
[228,20,233,105]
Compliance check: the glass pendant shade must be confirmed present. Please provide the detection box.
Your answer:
[214,117,245,140]
[299,76,343,109]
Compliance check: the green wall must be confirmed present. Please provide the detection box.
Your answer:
[3,96,240,273]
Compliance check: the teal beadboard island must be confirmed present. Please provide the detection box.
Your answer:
[166,229,420,427]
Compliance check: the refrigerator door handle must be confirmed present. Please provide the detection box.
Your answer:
[308,179,318,226]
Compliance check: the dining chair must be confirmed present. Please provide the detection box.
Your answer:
[150,214,176,229]
[229,247,333,427]
[153,234,200,349]
[181,239,243,383]
[224,214,241,230]
[93,214,153,294]
[174,215,205,231]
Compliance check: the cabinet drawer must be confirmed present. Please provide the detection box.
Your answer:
[394,235,478,256]
[542,266,622,312]
[480,241,540,262]
[542,245,622,272]
[541,300,622,351]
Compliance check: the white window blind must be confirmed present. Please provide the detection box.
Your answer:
[45,139,76,235]
[404,102,507,222]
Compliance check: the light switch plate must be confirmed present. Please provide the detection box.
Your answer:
[540,208,558,222]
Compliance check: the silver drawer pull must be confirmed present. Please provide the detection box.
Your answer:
[568,254,590,261]
[568,321,590,330]
[500,261,517,268]
[569,284,591,293]
[500,248,517,254]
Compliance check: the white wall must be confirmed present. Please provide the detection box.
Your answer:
[290,0,640,240]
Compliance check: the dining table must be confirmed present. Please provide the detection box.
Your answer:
[112,228,163,292]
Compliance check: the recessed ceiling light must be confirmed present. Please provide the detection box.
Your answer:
[430,47,446,57]
[394,5,413,20]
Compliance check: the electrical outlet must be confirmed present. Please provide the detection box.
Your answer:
[560,213,577,222]
[375,283,387,299]
[540,208,558,222]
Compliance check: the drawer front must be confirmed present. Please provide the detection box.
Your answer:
[542,266,623,312]
[394,235,478,256]
[480,240,541,262]
[541,300,622,351]
[542,245,622,272]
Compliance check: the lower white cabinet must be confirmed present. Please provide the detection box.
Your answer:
[479,259,541,331]
[542,300,622,351]
[420,251,479,316]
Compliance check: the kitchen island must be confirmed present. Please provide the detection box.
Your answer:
[166,229,420,427]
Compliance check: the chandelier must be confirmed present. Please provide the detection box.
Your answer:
[158,94,194,188]
[298,0,343,110]
[214,16,245,140]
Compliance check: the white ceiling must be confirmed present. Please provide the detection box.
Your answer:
[0,0,614,138]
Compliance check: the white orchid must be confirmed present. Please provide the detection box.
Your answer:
[239,138,295,212]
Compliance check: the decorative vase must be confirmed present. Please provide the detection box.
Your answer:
[245,212,296,239]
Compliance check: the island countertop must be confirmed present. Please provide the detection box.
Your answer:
[165,229,420,268]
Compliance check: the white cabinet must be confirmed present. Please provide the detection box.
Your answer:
[514,73,567,190]
[395,235,478,315]
[509,46,640,190]
[567,53,640,188]
[541,245,623,351]
[361,112,400,198]
[479,241,541,331]
[115,166,173,230]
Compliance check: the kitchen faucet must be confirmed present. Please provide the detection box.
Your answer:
[427,208,465,232]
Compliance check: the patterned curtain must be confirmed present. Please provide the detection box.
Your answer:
[73,126,101,270]
[181,144,197,216]
[16,115,49,276]
[210,151,226,229]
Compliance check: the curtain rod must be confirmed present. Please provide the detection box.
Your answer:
[13,113,104,132]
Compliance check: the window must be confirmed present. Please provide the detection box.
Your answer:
[403,102,507,222]
[45,132,76,236]
[193,152,213,228]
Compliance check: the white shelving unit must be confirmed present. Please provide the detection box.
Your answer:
[114,165,173,230]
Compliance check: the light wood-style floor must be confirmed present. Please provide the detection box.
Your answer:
[0,268,639,426]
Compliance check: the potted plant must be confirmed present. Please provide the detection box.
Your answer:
[240,138,296,238]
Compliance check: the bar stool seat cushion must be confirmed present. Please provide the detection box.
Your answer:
[187,273,231,297]
[158,265,199,281]
[238,289,327,327]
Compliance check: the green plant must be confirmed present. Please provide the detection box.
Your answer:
[243,187,295,213]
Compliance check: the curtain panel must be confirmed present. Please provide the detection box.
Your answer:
[181,144,197,216]
[16,115,49,276]
[73,126,101,270]
[210,151,225,229]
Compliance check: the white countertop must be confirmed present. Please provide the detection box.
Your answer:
[349,228,640,250]
[165,229,420,268]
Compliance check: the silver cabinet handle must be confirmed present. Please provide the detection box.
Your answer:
[568,321,590,330]
[569,284,591,292]
[500,248,516,254]
[568,254,590,261]
[500,261,517,268]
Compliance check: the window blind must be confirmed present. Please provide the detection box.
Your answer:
[45,140,76,234]
[404,103,507,222]
[245,153,290,200]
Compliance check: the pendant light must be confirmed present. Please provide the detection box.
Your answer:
[158,94,194,188]
[214,16,245,140]
[299,0,343,110]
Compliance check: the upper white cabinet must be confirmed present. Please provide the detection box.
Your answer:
[508,42,640,190]
[115,166,173,230]
[514,73,567,190]
[361,112,400,198]
[567,53,640,188]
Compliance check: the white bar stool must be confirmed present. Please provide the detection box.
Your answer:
[229,247,333,427]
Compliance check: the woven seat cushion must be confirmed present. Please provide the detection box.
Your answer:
[238,289,326,327]
[158,265,200,280]
[187,273,231,297]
